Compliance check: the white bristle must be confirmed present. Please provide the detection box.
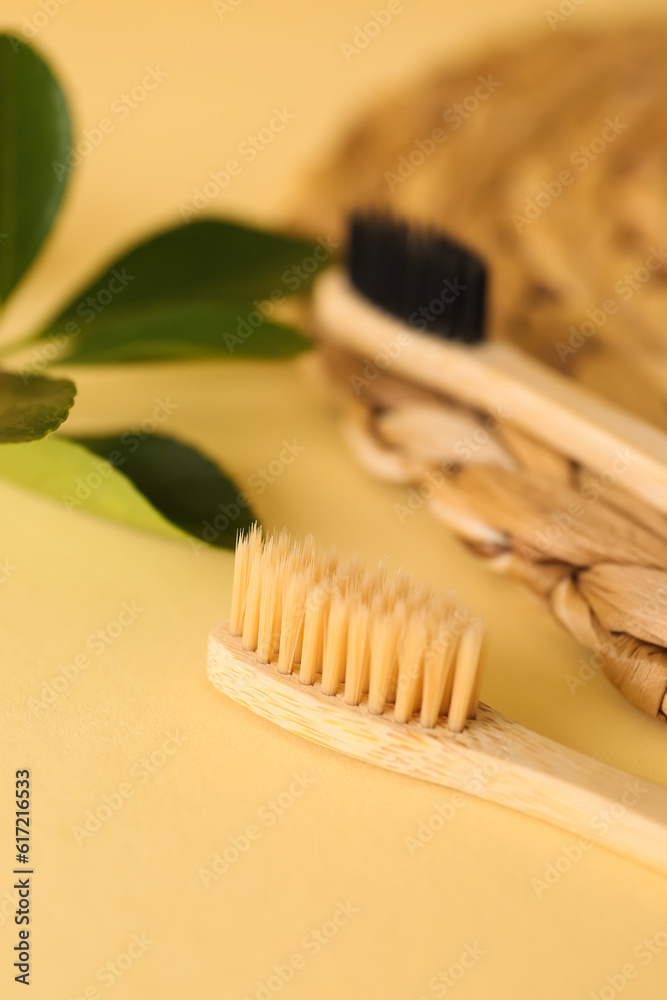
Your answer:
[241,549,262,651]
[229,533,249,636]
[256,559,280,664]
[321,593,349,695]
[229,524,262,642]
[299,583,329,685]
[272,572,284,655]
[367,608,402,715]
[394,615,428,723]
[344,604,370,706]
[421,628,457,729]
[227,527,484,729]
[447,619,484,733]
[277,573,307,674]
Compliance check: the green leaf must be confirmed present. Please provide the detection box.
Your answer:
[41,219,330,363]
[0,371,75,442]
[0,435,185,542]
[72,432,255,548]
[0,34,71,302]
[47,303,310,364]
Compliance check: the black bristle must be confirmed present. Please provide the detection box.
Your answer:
[347,213,487,344]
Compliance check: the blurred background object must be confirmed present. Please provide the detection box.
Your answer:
[295,26,667,426]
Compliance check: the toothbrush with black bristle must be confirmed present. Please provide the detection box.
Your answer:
[208,526,667,876]
[312,212,667,514]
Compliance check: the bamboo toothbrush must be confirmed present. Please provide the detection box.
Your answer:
[207,527,667,876]
[311,215,667,516]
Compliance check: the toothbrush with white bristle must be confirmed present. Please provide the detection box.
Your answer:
[208,526,667,876]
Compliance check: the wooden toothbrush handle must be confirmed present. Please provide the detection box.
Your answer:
[313,268,667,515]
[458,706,667,876]
[208,626,667,876]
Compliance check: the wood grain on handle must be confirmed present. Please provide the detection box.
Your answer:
[208,625,667,876]
[313,268,667,515]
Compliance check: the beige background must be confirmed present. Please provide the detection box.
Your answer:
[2,1,667,997]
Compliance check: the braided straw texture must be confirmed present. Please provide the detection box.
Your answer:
[293,26,667,719]
[318,343,667,720]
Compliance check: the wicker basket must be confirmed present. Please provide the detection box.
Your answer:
[295,26,667,720]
